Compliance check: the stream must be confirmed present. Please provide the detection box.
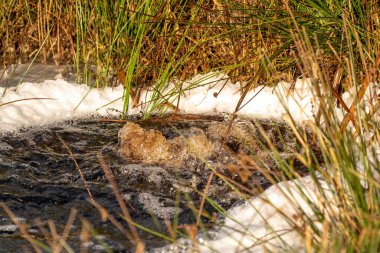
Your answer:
[0,114,310,252]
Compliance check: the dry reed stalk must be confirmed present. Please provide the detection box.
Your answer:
[196,172,214,227]
[79,217,90,253]
[0,98,54,107]
[97,154,144,250]
[44,208,77,253]
[58,134,95,205]
[340,54,380,131]
[55,208,77,253]
[0,202,43,253]
[90,199,134,242]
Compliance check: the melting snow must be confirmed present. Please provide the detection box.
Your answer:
[0,80,125,132]
[198,174,332,253]
[0,70,377,252]
[0,72,319,132]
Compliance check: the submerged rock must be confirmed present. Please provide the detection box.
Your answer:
[118,118,269,173]
[118,122,214,168]
[118,122,170,163]
[117,115,313,196]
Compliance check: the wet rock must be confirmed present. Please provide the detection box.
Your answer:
[118,119,264,173]
[118,122,167,162]
[118,122,214,168]
[117,118,302,191]
[206,119,257,146]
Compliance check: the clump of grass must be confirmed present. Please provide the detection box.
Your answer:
[3,1,378,117]
[209,12,380,251]
[287,27,380,252]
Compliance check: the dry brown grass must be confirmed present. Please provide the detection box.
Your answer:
[0,0,296,87]
[0,0,75,66]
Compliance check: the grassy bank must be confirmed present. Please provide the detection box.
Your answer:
[1,0,379,114]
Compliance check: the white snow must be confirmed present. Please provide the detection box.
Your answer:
[0,72,319,132]
[0,79,125,132]
[197,174,332,253]
[0,70,377,252]
[137,73,316,123]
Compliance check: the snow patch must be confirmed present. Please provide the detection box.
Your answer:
[0,79,124,132]
[197,174,333,253]
[0,73,318,133]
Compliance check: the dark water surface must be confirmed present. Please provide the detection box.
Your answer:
[0,115,305,252]
[0,63,76,88]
